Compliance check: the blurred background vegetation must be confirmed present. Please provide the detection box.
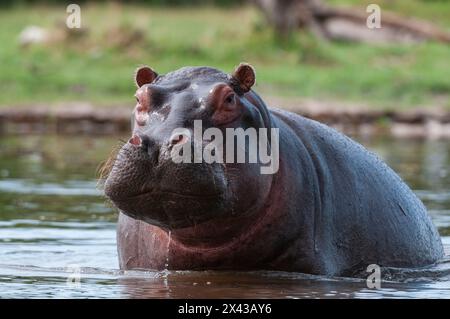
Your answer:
[0,0,449,109]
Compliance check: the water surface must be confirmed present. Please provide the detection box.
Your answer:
[0,134,449,298]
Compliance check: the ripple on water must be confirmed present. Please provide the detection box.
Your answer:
[0,179,101,196]
[0,135,449,298]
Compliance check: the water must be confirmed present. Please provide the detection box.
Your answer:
[0,134,449,298]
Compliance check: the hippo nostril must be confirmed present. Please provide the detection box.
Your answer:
[170,133,189,146]
[170,134,183,145]
[129,135,142,146]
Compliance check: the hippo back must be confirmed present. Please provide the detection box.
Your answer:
[270,107,444,275]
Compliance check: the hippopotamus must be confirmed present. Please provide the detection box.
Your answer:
[103,63,444,276]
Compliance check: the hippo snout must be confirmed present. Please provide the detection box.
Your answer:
[103,139,230,229]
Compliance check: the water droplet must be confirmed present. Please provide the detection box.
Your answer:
[165,230,171,269]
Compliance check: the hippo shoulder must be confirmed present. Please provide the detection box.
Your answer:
[269,106,443,271]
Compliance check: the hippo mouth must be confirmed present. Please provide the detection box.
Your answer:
[112,188,224,201]
[111,192,229,229]
[101,139,232,228]
[105,175,230,229]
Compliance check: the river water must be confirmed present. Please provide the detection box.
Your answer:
[0,134,449,298]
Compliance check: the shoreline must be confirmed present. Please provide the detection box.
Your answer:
[1,98,450,138]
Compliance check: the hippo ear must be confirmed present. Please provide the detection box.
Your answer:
[232,63,256,93]
[135,66,158,88]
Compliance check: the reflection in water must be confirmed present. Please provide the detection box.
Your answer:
[0,134,449,298]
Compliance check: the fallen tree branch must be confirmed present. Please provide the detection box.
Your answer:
[252,0,450,44]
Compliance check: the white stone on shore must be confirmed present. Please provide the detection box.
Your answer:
[18,26,50,46]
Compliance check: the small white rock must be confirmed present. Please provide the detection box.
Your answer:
[19,26,50,46]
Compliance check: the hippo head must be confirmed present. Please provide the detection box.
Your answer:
[103,63,277,233]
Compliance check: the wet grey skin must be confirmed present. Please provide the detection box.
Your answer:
[104,63,444,276]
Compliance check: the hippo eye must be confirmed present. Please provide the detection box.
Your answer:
[224,93,235,104]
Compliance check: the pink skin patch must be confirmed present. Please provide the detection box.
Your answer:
[135,87,150,127]
[135,108,149,127]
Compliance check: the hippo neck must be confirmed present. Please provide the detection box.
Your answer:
[168,157,286,254]
[245,90,273,134]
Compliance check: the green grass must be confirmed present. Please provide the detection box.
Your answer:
[0,1,449,109]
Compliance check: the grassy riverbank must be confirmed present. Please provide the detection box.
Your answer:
[0,1,449,109]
